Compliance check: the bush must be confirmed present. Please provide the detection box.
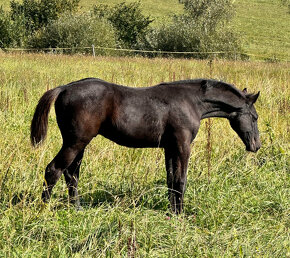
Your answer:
[29,13,117,54]
[179,0,235,27]
[1,0,241,59]
[10,0,80,32]
[0,0,81,49]
[280,0,290,13]
[94,2,152,48]
[0,8,12,48]
[138,0,241,59]
[0,8,27,48]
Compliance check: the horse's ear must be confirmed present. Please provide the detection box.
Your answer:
[242,88,247,94]
[247,91,260,104]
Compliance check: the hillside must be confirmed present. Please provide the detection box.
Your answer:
[0,0,289,60]
[233,0,289,60]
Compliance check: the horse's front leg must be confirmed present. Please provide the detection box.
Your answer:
[165,137,191,214]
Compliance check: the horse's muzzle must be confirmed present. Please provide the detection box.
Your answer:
[247,137,261,152]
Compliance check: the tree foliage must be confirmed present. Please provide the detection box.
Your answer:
[280,0,290,13]
[29,13,116,54]
[179,0,235,22]
[10,0,80,32]
[0,7,27,47]
[1,0,242,59]
[138,0,241,58]
[94,2,152,47]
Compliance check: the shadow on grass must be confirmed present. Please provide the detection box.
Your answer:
[0,179,168,213]
[78,178,169,212]
[8,191,37,206]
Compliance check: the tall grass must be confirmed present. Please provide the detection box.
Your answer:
[0,53,289,256]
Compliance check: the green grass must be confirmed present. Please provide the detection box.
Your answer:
[0,53,289,256]
[80,0,183,23]
[0,0,289,60]
[234,0,290,61]
[0,0,183,21]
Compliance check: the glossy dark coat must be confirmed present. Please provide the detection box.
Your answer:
[31,78,261,213]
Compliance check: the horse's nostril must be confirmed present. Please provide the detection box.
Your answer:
[255,139,261,151]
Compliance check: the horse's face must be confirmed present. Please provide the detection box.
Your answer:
[229,91,261,152]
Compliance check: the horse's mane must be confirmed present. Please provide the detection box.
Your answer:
[159,78,205,86]
[159,79,245,99]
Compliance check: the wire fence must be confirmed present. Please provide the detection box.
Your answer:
[1,45,288,62]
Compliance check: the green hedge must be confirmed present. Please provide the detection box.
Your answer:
[0,0,242,59]
[29,13,116,54]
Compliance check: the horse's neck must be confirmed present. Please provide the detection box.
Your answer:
[200,88,245,119]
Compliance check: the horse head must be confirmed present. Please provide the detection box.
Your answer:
[229,90,261,152]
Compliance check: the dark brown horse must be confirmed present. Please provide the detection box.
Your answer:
[31,78,261,213]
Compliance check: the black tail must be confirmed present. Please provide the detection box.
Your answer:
[30,87,62,147]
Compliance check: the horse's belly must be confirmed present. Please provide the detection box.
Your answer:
[99,123,163,148]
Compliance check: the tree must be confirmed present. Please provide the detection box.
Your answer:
[139,0,241,59]
[179,0,235,31]
[280,0,290,13]
[94,2,153,47]
[29,13,116,54]
[10,0,80,32]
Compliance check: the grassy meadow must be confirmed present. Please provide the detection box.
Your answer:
[233,0,290,61]
[0,52,289,256]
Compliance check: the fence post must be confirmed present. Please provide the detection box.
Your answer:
[92,44,95,58]
[206,58,214,182]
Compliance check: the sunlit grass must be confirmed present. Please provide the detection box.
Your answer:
[234,0,290,61]
[0,53,289,256]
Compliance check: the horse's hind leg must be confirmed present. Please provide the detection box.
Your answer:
[63,149,84,207]
[42,142,88,202]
